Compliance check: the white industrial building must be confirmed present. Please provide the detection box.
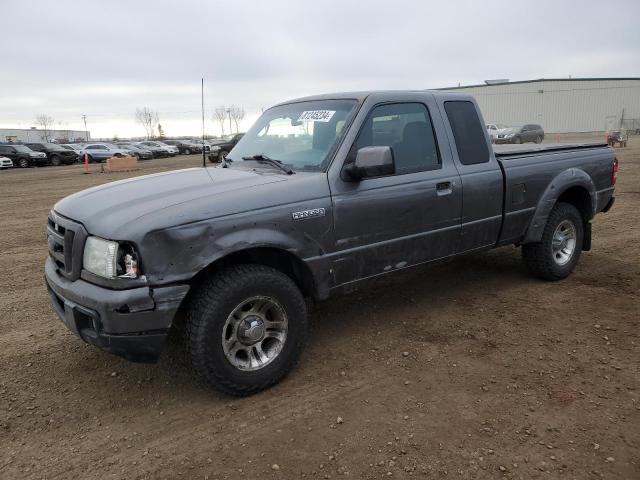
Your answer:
[0,127,89,144]
[440,77,640,133]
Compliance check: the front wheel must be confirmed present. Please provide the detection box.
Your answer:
[18,157,30,168]
[535,135,543,144]
[186,264,309,396]
[50,155,61,166]
[514,136,522,144]
[184,148,191,155]
[522,202,583,280]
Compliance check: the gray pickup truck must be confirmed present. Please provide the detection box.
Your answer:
[45,91,617,395]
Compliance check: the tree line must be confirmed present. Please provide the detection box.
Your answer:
[31,104,247,142]
[135,105,245,140]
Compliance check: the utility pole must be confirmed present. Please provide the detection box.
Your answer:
[201,78,206,168]
[82,115,89,141]
[226,108,232,134]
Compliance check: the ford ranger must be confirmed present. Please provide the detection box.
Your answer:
[45,91,617,396]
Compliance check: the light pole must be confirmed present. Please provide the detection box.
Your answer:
[226,108,232,134]
[82,115,89,141]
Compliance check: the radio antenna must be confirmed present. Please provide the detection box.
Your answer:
[201,78,206,168]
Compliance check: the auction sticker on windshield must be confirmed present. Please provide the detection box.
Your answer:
[298,110,336,122]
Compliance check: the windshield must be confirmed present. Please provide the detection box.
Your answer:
[228,99,358,171]
[14,145,32,152]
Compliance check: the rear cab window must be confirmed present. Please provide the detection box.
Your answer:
[444,101,490,165]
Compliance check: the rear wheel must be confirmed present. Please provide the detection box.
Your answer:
[522,202,583,280]
[186,264,309,396]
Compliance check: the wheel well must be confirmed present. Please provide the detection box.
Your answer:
[557,186,592,221]
[190,247,316,298]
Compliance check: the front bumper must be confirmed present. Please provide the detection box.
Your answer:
[45,257,189,362]
[494,137,515,144]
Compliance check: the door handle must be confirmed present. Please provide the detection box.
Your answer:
[436,181,453,196]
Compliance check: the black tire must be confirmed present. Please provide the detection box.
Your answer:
[50,155,61,166]
[535,135,543,144]
[18,157,30,168]
[522,202,583,281]
[218,151,228,162]
[184,148,191,155]
[514,136,522,144]
[185,264,308,396]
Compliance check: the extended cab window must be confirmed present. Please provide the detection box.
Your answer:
[444,101,490,165]
[351,102,440,175]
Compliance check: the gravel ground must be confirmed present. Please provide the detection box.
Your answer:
[0,139,638,479]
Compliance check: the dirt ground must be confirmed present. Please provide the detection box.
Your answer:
[1,139,638,480]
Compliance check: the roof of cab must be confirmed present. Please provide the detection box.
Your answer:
[273,90,470,107]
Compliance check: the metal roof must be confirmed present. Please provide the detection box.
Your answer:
[440,77,640,90]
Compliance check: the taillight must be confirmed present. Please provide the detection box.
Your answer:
[612,157,618,186]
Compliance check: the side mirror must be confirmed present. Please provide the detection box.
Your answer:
[344,146,395,181]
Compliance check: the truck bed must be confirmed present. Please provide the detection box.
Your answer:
[493,142,615,246]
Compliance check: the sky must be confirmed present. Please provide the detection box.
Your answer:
[2,0,639,139]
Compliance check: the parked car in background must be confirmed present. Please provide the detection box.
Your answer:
[61,144,85,153]
[200,140,214,152]
[197,140,211,153]
[137,141,178,156]
[24,142,79,165]
[494,124,545,144]
[607,130,628,148]
[486,123,508,142]
[163,139,203,155]
[115,143,153,160]
[0,144,48,168]
[0,156,13,169]
[208,133,244,162]
[132,142,168,158]
[80,143,130,163]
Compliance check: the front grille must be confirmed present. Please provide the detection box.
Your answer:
[47,212,87,281]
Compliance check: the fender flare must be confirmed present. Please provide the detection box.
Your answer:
[197,228,328,299]
[523,168,596,244]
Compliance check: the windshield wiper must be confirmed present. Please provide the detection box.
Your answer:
[242,154,294,175]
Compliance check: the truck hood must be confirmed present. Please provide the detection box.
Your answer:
[54,167,288,238]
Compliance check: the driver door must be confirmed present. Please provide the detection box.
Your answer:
[328,95,462,287]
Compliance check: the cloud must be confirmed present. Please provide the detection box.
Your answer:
[1,0,639,138]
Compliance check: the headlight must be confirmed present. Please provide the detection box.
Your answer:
[83,236,140,279]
